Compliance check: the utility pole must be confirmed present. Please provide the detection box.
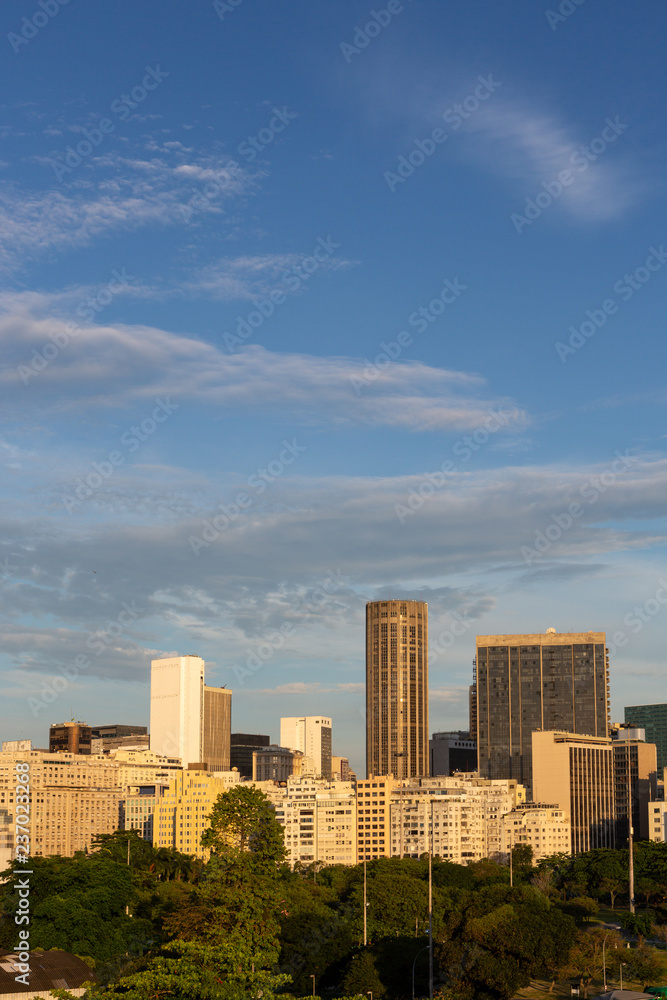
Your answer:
[628,750,635,913]
[363,857,367,946]
[428,798,433,1000]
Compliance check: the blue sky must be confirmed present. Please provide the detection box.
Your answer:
[1,0,667,776]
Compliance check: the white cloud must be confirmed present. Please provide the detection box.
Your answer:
[0,307,528,434]
[0,152,255,274]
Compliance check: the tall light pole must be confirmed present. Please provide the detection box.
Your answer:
[602,933,609,991]
[628,750,635,913]
[412,945,430,1000]
[621,962,626,990]
[363,857,367,946]
[428,798,433,1000]
[310,974,315,997]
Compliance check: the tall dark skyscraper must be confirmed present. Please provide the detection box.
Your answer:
[366,599,428,779]
[475,630,609,791]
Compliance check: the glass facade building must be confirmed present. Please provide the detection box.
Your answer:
[624,704,667,771]
[366,600,428,779]
[476,631,609,791]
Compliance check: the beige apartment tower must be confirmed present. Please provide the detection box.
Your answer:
[366,600,428,779]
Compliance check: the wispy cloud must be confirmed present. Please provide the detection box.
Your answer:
[0,307,528,434]
[0,152,255,275]
[457,98,640,222]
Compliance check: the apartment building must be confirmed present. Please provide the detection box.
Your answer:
[500,803,571,862]
[356,775,397,861]
[388,776,522,862]
[0,749,122,863]
[121,784,165,842]
[261,776,356,867]
[153,768,242,858]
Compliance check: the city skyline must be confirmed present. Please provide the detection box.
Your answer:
[1,3,667,779]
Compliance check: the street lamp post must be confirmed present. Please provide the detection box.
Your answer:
[412,945,430,1000]
[602,933,609,991]
[620,962,626,990]
[310,974,315,997]
[428,798,434,1000]
[363,857,367,946]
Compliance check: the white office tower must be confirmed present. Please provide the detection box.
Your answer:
[150,655,231,770]
[280,716,332,779]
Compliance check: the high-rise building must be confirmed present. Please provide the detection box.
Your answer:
[611,734,658,843]
[429,731,477,777]
[230,733,271,779]
[624,704,667,771]
[532,731,616,854]
[150,655,231,770]
[366,599,428,779]
[49,720,92,755]
[475,630,609,791]
[280,717,332,779]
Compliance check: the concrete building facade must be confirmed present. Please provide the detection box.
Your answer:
[153,768,242,858]
[476,630,609,791]
[150,655,231,771]
[280,716,332,779]
[121,784,165,841]
[532,730,616,854]
[0,749,122,863]
[356,775,396,861]
[366,600,429,780]
[262,776,356,867]
[388,776,522,862]
[499,803,571,862]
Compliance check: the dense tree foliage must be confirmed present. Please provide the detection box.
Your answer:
[6,792,667,999]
